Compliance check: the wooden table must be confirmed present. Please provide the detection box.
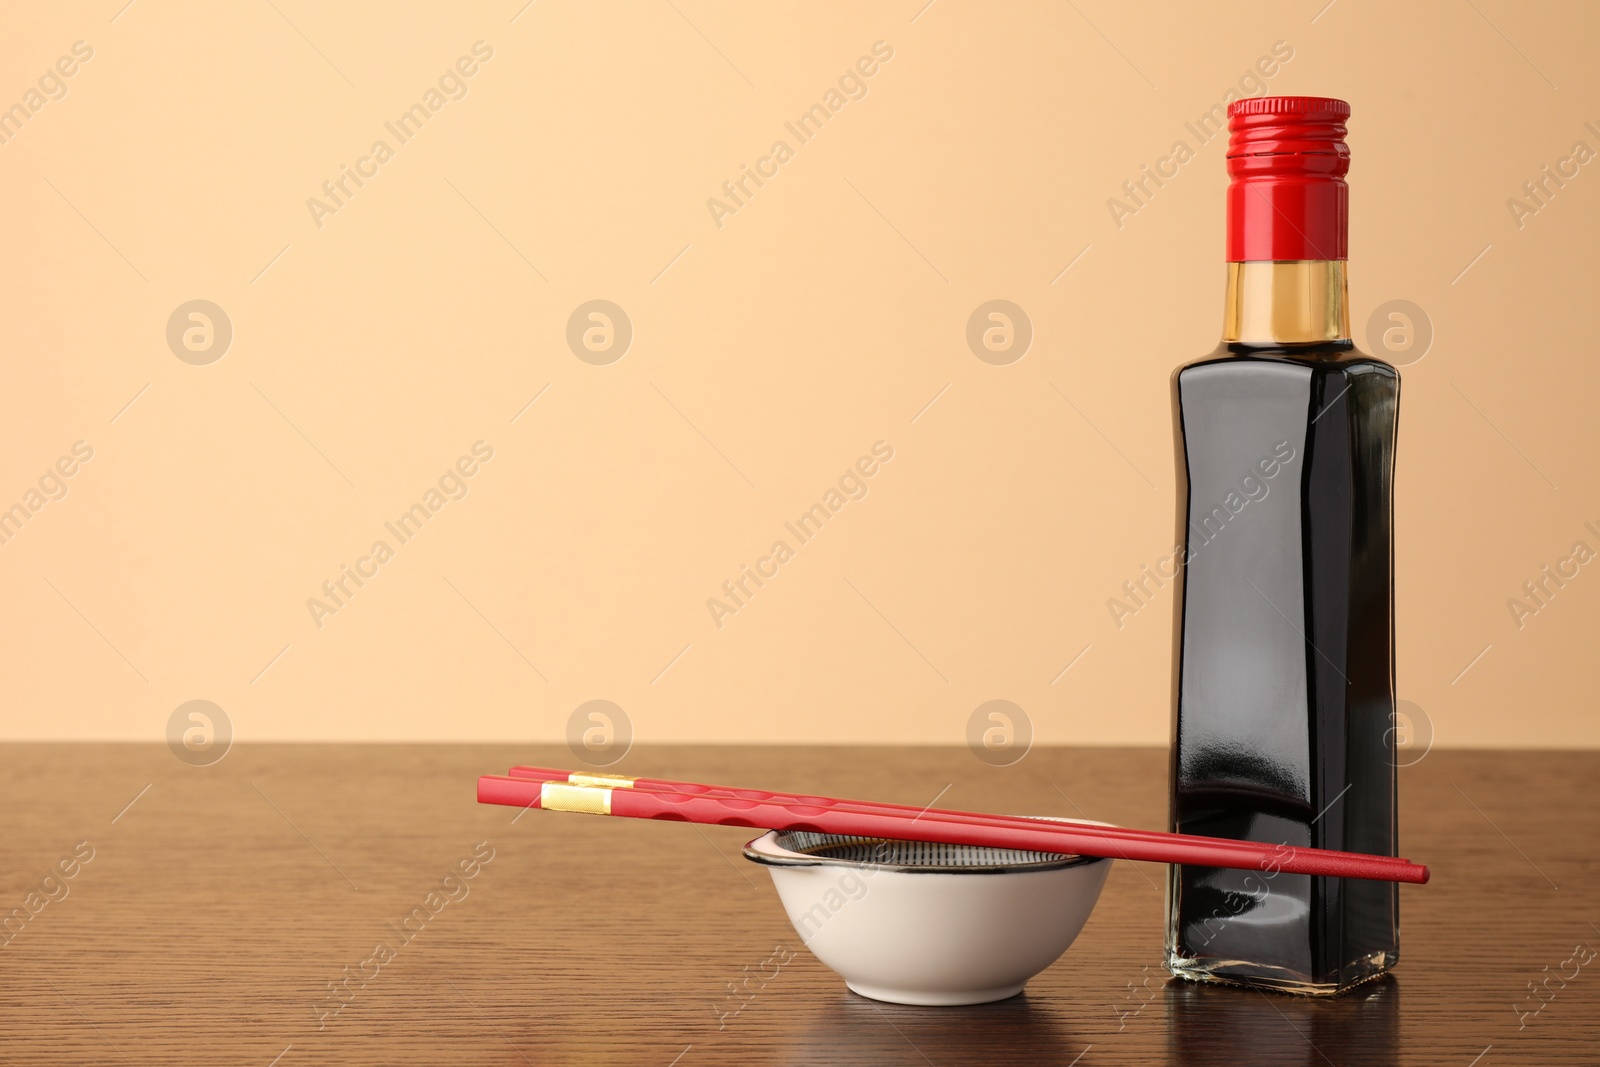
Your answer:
[1,745,1594,1066]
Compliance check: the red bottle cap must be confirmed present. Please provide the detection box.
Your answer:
[1226,96,1350,262]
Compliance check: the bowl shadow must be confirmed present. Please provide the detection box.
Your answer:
[779,988,1092,1067]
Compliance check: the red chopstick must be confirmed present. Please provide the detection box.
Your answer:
[477,774,1429,884]
[507,764,1419,872]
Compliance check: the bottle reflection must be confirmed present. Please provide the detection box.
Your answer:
[1166,975,1399,1067]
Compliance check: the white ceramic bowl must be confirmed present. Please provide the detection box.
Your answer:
[743,823,1112,1005]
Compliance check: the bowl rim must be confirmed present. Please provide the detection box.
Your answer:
[742,817,1114,875]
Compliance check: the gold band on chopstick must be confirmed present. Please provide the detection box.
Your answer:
[567,772,636,788]
[541,782,612,815]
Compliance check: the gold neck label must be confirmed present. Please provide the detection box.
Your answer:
[1222,261,1350,344]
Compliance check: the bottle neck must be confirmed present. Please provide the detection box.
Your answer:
[1222,260,1350,345]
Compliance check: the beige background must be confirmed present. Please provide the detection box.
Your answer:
[1,1,1595,748]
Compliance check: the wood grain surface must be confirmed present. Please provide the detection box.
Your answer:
[0,744,1595,1066]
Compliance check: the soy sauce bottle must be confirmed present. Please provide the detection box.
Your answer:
[1166,97,1400,995]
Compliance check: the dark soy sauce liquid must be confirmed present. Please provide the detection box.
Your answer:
[1167,340,1400,994]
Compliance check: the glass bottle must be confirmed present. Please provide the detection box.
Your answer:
[1166,97,1400,995]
